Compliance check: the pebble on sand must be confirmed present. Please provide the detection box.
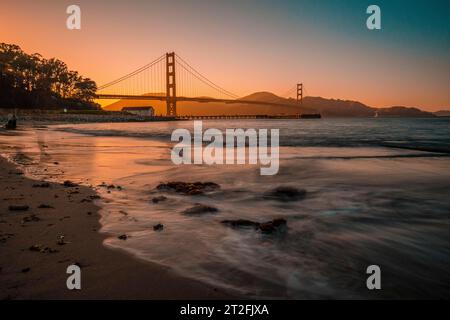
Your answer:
[29,244,58,253]
[21,214,40,224]
[32,182,50,188]
[57,235,67,245]
[38,204,54,209]
[9,205,29,211]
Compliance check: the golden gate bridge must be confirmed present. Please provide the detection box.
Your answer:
[96,52,303,117]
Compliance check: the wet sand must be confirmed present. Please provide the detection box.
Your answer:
[0,156,234,300]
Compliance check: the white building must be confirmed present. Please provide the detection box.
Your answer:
[122,106,155,116]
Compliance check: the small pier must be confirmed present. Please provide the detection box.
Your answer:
[175,114,321,120]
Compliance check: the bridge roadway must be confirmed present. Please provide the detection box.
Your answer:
[95,94,299,109]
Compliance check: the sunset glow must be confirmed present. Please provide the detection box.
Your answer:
[1,0,449,111]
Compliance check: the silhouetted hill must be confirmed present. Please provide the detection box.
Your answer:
[434,110,450,117]
[102,92,436,118]
[302,96,374,117]
[103,92,314,116]
[377,106,435,118]
[240,91,289,103]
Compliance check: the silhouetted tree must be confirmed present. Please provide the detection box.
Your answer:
[0,43,99,109]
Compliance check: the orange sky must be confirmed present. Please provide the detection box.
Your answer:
[1,0,449,111]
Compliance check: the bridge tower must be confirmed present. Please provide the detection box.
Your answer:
[166,52,177,116]
[297,83,303,104]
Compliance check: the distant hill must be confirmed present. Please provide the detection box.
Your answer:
[302,96,374,117]
[102,92,437,118]
[103,91,315,116]
[434,110,450,117]
[376,106,435,118]
[241,91,288,103]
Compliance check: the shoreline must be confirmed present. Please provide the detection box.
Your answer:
[2,120,450,299]
[0,155,236,300]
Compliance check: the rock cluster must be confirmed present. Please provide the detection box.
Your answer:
[156,181,219,195]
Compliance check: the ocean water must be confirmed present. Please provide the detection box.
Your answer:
[1,118,450,298]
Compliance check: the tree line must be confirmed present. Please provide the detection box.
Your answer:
[0,43,99,109]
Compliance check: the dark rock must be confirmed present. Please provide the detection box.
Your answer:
[118,234,128,240]
[38,204,54,209]
[29,244,58,253]
[5,116,17,130]
[21,267,30,273]
[221,219,260,229]
[9,205,29,211]
[56,235,67,245]
[21,215,40,224]
[0,233,14,243]
[12,153,32,165]
[32,182,50,188]
[89,195,101,200]
[263,186,306,201]
[152,195,167,203]
[221,218,287,234]
[156,181,220,195]
[259,218,287,233]
[63,180,77,187]
[9,170,24,175]
[183,204,218,215]
[29,245,41,252]
[107,184,115,189]
[153,223,164,231]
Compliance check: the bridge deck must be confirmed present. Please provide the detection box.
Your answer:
[95,94,300,109]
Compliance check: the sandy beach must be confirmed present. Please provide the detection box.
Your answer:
[0,153,233,300]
